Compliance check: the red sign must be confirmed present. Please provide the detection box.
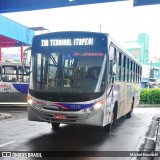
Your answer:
[53,114,66,120]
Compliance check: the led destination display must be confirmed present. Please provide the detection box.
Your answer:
[41,38,94,47]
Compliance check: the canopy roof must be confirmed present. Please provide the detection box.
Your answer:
[0,16,34,47]
[0,0,159,48]
[0,0,159,14]
[0,0,127,13]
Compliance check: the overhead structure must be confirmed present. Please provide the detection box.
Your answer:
[0,16,34,47]
[0,0,127,13]
[0,0,159,14]
[0,15,35,62]
[0,0,159,13]
[134,0,160,6]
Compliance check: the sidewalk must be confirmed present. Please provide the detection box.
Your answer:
[0,112,11,120]
[154,116,160,160]
[0,103,27,120]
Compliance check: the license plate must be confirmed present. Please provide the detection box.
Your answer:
[53,114,66,120]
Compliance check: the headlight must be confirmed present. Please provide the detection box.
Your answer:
[27,97,42,110]
[27,96,33,105]
[82,100,104,113]
[93,100,104,110]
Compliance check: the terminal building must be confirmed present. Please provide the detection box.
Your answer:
[124,33,160,88]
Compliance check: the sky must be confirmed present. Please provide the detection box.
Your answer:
[2,0,160,61]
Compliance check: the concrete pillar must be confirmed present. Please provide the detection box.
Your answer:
[0,43,1,62]
[20,43,23,63]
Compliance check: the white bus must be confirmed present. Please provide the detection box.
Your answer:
[0,62,29,105]
[24,31,142,131]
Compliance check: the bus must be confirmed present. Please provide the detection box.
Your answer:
[24,31,142,131]
[0,62,29,105]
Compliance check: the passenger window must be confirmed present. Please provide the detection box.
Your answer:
[2,66,17,82]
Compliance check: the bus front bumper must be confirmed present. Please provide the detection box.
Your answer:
[28,105,104,126]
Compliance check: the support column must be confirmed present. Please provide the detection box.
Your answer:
[0,43,1,62]
[20,43,23,63]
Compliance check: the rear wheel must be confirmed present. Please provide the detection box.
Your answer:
[126,100,134,118]
[51,123,60,131]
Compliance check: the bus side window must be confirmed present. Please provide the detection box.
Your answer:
[127,58,130,82]
[18,66,30,82]
[0,67,1,81]
[123,55,126,81]
[117,51,122,81]
[133,62,135,82]
[109,45,116,84]
[2,66,17,82]
[2,76,7,82]
[130,61,133,82]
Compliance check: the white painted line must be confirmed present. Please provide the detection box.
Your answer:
[0,141,16,147]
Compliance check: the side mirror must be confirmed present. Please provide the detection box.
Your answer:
[112,63,116,75]
[22,47,31,66]
[22,47,31,74]
[110,60,116,75]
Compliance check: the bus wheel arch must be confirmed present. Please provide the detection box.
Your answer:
[104,101,118,132]
[113,101,118,123]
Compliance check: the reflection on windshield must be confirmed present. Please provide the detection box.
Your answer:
[30,52,106,93]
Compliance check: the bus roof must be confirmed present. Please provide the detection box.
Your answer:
[107,33,142,67]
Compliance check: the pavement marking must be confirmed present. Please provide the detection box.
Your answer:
[0,141,16,147]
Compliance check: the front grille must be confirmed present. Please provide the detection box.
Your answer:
[41,113,87,123]
[43,107,81,112]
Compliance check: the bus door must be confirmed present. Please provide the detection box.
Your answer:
[107,45,118,120]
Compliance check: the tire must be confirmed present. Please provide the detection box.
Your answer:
[51,123,60,131]
[103,123,112,132]
[103,103,118,132]
[126,100,134,118]
[103,111,114,132]
[126,110,132,118]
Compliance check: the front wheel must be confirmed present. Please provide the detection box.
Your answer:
[51,123,60,131]
[103,123,112,132]
[103,112,114,132]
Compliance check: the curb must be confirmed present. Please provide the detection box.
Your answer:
[0,113,12,120]
[153,117,160,160]
[138,117,159,160]
[137,104,160,108]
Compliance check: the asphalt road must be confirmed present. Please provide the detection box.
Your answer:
[0,107,160,160]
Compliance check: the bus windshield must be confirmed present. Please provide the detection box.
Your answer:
[29,51,107,93]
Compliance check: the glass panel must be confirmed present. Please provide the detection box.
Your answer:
[2,66,17,82]
[18,66,30,82]
[30,52,106,93]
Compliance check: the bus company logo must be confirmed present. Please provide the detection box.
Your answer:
[0,84,11,90]
[2,152,11,157]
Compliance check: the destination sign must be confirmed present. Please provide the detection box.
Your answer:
[41,38,94,47]
[73,52,104,57]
